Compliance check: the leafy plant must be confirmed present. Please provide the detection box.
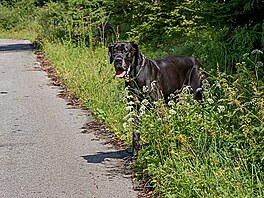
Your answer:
[0,0,263,196]
[129,50,264,197]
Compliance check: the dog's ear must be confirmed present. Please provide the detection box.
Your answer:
[108,43,114,64]
[129,41,141,59]
[129,41,139,52]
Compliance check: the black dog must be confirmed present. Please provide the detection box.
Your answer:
[108,41,203,156]
[108,41,203,102]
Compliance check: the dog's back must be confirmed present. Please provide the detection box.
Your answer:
[154,56,203,100]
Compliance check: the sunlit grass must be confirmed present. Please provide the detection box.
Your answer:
[1,1,263,197]
[42,42,128,139]
[42,41,264,197]
[0,28,37,41]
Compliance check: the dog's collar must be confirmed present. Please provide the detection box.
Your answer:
[125,56,146,82]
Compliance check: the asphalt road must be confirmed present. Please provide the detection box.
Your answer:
[0,39,137,198]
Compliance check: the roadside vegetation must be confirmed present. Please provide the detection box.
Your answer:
[0,0,263,197]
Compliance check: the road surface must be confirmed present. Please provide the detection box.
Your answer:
[0,39,137,198]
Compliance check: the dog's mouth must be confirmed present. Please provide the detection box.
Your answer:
[116,69,127,78]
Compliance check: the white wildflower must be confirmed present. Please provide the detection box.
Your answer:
[169,109,177,115]
[169,93,176,98]
[125,105,134,111]
[139,105,146,112]
[141,99,149,106]
[215,81,221,88]
[142,85,149,93]
[197,113,202,119]
[250,98,257,105]
[126,95,134,99]
[151,80,157,86]
[139,105,146,117]
[242,53,250,59]
[168,100,175,107]
[128,101,135,106]
[217,105,225,113]
[182,86,192,94]
[207,98,214,104]
[196,87,202,92]
[123,122,128,129]
[127,117,134,123]
[251,49,263,55]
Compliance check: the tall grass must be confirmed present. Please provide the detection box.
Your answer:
[0,1,263,196]
[42,40,263,197]
[42,42,129,139]
[130,51,264,197]
[0,1,37,40]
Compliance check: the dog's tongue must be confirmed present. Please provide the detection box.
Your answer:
[116,70,126,78]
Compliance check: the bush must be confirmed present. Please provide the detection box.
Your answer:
[37,0,108,46]
[0,0,35,31]
[127,50,264,197]
[36,2,68,41]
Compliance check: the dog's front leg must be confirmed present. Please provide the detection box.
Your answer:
[132,131,141,158]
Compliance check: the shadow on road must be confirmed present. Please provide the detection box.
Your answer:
[0,43,33,52]
[82,149,131,163]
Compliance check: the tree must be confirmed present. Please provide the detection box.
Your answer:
[198,0,264,50]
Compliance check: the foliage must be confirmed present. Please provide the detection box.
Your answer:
[129,0,201,45]
[36,2,68,42]
[42,42,127,139]
[131,50,264,196]
[36,0,108,45]
[196,0,264,69]
[0,0,36,30]
[42,41,264,197]
[0,0,264,197]
[1,0,262,72]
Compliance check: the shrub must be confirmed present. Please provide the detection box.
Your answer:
[127,50,264,197]
[37,0,108,46]
[0,0,35,31]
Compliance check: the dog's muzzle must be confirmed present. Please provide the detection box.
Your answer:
[114,57,127,78]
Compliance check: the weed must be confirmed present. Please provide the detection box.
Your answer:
[0,1,263,196]
[131,50,264,197]
[42,41,263,197]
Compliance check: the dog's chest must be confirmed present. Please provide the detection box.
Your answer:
[135,66,160,88]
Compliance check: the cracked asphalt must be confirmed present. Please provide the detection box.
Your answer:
[0,39,137,198]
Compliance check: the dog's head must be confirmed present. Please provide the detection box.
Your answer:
[108,41,140,78]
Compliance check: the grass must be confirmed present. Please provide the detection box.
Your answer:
[0,24,263,198]
[1,1,263,196]
[0,28,37,41]
[42,42,130,140]
[41,41,263,197]
[136,95,263,197]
